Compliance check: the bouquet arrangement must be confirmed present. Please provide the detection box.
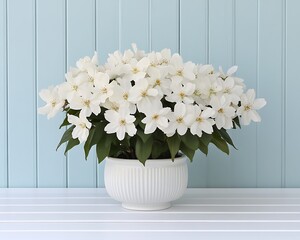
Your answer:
[39,44,266,164]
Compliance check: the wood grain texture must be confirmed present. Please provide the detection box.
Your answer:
[0,0,299,188]
[0,0,7,188]
[0,188,300,240]
[36,0,66,187]
[66,0,97,187]
[7,0,36,187]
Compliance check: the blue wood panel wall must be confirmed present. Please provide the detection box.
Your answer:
[0,0,299,188]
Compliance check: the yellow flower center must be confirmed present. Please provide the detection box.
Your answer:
[88,76,94,83]
[176,117,184,123]
[224,88,230,93]
[152,114,159,120]
[51,101,56,107]
[84,100,90,107]
[112,105,119,111]
[194,89,201,96]
[179,92,186,99]
[72,85,78,91]
[176,69,183,76]
[244,105,251,111]
[141,91,147,97]
[132,67,139,74]
[196,117,203,123]
[79,123,86,128]
[123,93,128,100]
[209,88,216,95]
[101,87,108,94]
[218,108,224,114]
[119,119,126,126]
[154,79,161,86]
[161,59,168,64]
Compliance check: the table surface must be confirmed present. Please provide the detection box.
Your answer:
[1,188,300,240]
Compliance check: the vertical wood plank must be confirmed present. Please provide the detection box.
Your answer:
[96,0,119,61]
[0,0,7,187]
[231,0,258,187]
[7,0,36,187]
[207,0,234,187]
[67,0,96,187]
[120,0,149,51]
[151,0,178,53]
[96,0,120,187]
[36,0,66,187]
[285,0,300,187]
[257,0,282,187]
[180,0,208,187]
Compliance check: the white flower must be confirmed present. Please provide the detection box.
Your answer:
[219,65,238,80]
[219,77,243,105]
[157,48,171,65]
[102,100,121,112]
[194,75,222,102]
[69,92,101,117]
[166,82,195,104]
[76,52,98,71]
[59,72,91,102]
[125,57,150,82]
[147,67,171,96]
[219,65,245,88]
[237,89,266,125]
[190,106,215,137]
[104,107,137,140]
[68,112,92,143]
[147,52,160,68]
[210,96,235,129]
[195,64,215,76]
[128,78,158,112]
[93,72,114,103]
[109,79,136,114]
[165,102,194,136]
[38,86,65,119]
[131,43,146,60]
[141,101,171,134]
[169,53,195,82]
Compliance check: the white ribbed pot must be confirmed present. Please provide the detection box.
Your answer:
[104,155,188,211]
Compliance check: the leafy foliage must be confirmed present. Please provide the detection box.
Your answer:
[56,110,240,164]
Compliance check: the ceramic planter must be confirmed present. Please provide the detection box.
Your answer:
[104,155,188,211]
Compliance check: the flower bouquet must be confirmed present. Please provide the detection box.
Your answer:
[39,44,266,164]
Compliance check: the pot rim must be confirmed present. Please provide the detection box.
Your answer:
[106,155,187,167]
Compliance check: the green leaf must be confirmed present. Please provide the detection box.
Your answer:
[64,137,80,155]
[211,132,229,155]
[135,137,153,165]
[181,130,199,150]
[218,128,237,150]
[56,126,75,150]
[198,140,208,155]
[109,143,121,157]
[136,128,151,143]
[83,122,105,159]
[59,115,71,129]
[166,134,181,160]
[151,141,169,159]
[96,134,114,164]
[180,143,195,162]
[233,116,241,128]
[199,133,212,146]
[83,128,95,160]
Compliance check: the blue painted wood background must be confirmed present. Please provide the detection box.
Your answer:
[0,0,299,188]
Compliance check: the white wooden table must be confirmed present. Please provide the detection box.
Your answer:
[1,188,300,240]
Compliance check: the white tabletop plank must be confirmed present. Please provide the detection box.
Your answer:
[0,188,300,240]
